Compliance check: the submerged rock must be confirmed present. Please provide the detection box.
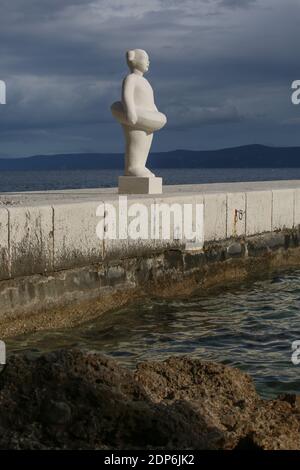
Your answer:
[0,349,299,450]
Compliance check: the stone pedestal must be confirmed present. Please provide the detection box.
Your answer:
[118,176,162,195]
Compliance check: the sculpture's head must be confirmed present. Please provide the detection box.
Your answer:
[126,49,150,74]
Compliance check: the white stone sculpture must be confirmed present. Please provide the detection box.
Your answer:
[111,49,167,194]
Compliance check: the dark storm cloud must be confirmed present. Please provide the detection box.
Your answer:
[219,0,257,8]
[165,103,244,129]
[0,0,299,156]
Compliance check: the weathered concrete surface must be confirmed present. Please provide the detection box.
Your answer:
[226,192,246,238]
[153,194,204,251]
[0,208,9,279]
[0,181,300,335]
[103,195,158,260]
[204,192,227,241]
[294,188,300,226]
[272,189,294,231]
[246,190,272,236]
[0,181,299,280]
[9,205,53,277]
[2,229,300,338]
[53,201,103,270]
[0,350,300,450]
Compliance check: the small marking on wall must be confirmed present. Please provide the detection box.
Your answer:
[233,209,246,237]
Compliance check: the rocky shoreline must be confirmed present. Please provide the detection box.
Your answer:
[0,349,299,450]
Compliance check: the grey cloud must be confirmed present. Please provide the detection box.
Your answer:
[219,0,257,8]
[0,0,299,157]
[165,103,244,129]
[1,76,117,131]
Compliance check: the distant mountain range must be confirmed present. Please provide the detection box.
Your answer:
[0,145,299,170]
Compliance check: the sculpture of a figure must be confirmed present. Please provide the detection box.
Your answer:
[111,49,167,178]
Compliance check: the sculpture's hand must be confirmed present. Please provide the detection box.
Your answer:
[127,108,138,126]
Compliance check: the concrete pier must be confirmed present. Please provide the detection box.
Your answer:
[1,180,300,337]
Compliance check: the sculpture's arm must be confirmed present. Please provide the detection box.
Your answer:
[150,87,158,112]
[122,75,137,126]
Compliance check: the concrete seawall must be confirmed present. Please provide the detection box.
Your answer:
[1,180,300,337]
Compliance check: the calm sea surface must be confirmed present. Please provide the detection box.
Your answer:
[0,167,300,192]
[3,168,300,399]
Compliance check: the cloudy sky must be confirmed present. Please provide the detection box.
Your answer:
[0,0,299,157]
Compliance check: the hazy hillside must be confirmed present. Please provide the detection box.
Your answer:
[0,145,299,170]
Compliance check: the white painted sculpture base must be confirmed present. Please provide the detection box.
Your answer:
[118,176,162,195]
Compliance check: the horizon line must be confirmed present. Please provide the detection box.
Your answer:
[1,143,299,160]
